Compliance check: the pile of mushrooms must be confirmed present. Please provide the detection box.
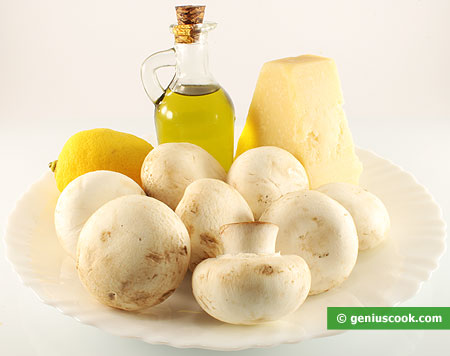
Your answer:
[54,142,390,325]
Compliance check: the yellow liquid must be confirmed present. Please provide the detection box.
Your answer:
[155,85,235,171]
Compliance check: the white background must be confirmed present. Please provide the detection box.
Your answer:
[1,0,449,355]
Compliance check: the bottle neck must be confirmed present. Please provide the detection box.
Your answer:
[170,38,218,94]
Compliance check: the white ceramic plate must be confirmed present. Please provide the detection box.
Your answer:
[4,149,446,351]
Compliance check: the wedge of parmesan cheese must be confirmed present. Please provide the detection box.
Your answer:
[236,55,362,189]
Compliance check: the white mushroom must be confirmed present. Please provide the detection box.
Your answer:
[317,182,390,250]
[54,170,145,258]
[192,222,311,325]
[141,142,226,210]
[77,195,190,311]
[260,190,358,295]
[227,146,309,219]
[175,178,254,270]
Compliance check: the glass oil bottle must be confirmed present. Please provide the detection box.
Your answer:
[141,5,235,170]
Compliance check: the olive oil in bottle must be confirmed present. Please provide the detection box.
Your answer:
[155,85,234,170]
[141,6,235,171]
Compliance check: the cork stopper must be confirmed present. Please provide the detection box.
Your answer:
[176,5,205,25]
[173,5,205,44]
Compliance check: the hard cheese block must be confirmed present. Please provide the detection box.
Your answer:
[236,55,362,189]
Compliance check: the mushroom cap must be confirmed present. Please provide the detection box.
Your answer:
[175,178,254,270]
[141,142,226,210]
[77,195,190,311]
[317,182,390,250]
[192,254,311,325]
[260,190,358,295]
[54,170,145,258]
[227,146,309,219]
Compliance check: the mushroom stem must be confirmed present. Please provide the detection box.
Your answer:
[219,222,278,255]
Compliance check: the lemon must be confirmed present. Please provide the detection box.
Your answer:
[235,119,259,159]
[50,128,153,191]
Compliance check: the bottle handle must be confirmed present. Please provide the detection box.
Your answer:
[141,48,176,104]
